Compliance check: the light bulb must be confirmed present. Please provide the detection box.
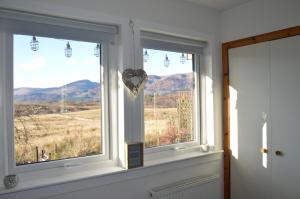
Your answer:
[180,53,186,64]
[164,55,170,67]
[65,42,72,58]
[94,43,100,57]
[30,36,39,51]
[144,49,149,62]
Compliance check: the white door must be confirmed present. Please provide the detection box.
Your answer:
[229,35,300,199]
[270,35,300,199]
[229,42,272,199]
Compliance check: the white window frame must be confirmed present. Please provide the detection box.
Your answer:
[141,31,207,154]
[0,9,118,174]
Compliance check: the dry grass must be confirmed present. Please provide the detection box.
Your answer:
[15,109,101,165]
[144,108,193,148]
[15,107,193,165]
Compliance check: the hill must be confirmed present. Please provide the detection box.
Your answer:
[145,72,193,95]
[14,80,100,103]
[14,73,193,103]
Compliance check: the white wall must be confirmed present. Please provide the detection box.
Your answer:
[221,0,300,42]
[0,0,223,199]
[48,162,222,199]
[0,0,220,35]
[1,155,223,199]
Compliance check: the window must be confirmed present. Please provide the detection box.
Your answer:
[141,31,206,150]
[0,9,118,172]
[0,9,210,184]
[143,49,196,148]
[0,9,215,192]
[14,35,103,165]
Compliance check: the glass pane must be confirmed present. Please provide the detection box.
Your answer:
[144,49,195,148]
[13,34,102,165]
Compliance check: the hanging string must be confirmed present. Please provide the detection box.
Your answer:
[144,48,182,57]
[129,19,136,68]
[129,19,191,67]
[144,49,193,60]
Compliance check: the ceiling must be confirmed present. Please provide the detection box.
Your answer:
[184,0,253,11]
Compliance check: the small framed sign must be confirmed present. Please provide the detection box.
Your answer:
[126,142,144,169]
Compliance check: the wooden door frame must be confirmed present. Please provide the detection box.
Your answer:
[223,25,300,199]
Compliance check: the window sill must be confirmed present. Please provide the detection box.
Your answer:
[145,149,222,167]
[0,150,223,198]
[0,160,124,195]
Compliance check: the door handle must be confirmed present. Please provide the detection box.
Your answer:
[275,150,283,156]
[261,148,268,154]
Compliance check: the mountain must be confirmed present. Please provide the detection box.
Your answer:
[14,80,100,103]
[144,72,193,95]
[14,73,193,103]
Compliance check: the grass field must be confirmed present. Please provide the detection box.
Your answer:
[15,106,193,165]
[144,108,193,148]
[144,108,177,147]
[15,108,102,165]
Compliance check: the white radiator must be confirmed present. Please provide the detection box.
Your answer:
[149,175,220,199]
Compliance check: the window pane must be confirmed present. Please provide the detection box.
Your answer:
[144,49,196,148]
[13,34,102,165]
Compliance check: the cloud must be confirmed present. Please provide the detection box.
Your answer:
[19,57,46,70]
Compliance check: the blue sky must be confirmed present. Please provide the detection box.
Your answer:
[143,49,193,76]
[14,35,193,88]
[14,35,100,88]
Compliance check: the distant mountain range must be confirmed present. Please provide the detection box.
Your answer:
[14,80,100,103]
[145,73,193,95]
[14,73,193,103]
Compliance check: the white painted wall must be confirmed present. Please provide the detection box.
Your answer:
[48,162,222,199]
[1,156,223,199]
[221,0,300,42]
[0,0,223,199]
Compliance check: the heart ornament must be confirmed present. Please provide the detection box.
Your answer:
[122,69,148,97]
